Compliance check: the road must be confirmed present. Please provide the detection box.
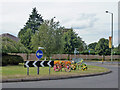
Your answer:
[2,62,119,88]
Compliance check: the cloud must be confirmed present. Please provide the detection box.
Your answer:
[0,2,118,47]
[61,13,98,29]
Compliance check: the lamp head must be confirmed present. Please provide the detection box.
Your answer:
[38,47,44,50]
[106,11,108,13]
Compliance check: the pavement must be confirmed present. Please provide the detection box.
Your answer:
[1,62,119,88]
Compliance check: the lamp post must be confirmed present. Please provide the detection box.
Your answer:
[106,11,113,63]
[74,48,77,59]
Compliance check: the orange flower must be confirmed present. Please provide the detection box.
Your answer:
[54,60,60,65]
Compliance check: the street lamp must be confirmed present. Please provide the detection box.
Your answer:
[106,11,113,63]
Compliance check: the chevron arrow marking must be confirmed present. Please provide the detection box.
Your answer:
[25,61,29,67]
[33,61,37,67]
[47,60,51,67]
[40,60,45,67]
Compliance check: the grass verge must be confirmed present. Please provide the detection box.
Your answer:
[1,63,109,79]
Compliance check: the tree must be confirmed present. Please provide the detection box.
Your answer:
[62,29,85,54]
[118,44,120,51]
[18,7,44,50]
[88,42,97,51]
[19,28,33,50]
[77,37,87,52]
[0,37,29,54]
[95,38,111,55]
[62,29,76,54]
[31,18,64,58]
[54,27,64,54]
[16,41,30,53]
[112,46,120,55]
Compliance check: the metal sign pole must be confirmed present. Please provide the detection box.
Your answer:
[102,55,104,64]
[37,59,40,75]
[37,67,39,75]
[88,50,90,60]
[27,67,29,75]
[49,57,51,75]
[36,47,44,75]
[49,66,50,75]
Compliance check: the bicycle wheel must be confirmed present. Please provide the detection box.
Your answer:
[77,63,81,70]
[81,63,87,71]
[53,64,61,72]
[64,64,71,72]
[71,64,77,70]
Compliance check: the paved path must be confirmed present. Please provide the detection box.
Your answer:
[2,62,119,88]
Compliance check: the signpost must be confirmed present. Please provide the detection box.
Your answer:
[36,49,43,75]
[74,48,78,59]
[25,61,30,75]
[88,50,90,60]
[49,57,52,75]
[24,47,54,75]
[102,55,103,64]
[88,50,90,54]
[24,61,54,67]
[24,60,54,75]
[36,50,43,60]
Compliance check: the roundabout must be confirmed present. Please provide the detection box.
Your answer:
[2,63,110,83]
[2,62,118,88]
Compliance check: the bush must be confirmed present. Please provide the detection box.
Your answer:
[2,53,24,66]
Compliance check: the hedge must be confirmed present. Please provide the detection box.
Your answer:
[2,53,24,66]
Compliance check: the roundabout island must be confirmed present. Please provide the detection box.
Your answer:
[2,62,111,83]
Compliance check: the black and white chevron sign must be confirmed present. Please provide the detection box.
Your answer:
[24,60,54,67]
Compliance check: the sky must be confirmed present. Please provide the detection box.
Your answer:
[0,0,119,46]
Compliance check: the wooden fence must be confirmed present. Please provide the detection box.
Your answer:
[9,53,120,61]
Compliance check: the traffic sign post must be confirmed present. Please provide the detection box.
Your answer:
[49,57,52,75]
[36,50,43,59]
[102,55,104,64]
[88,50,90,54]
[24,47,55,75]
[27,67,29,75]
[37,67,39,75]
[24,60,54,75]
[88,50,90,60]
[24,61,54,67]
[25,61,30,75]
[36,49,43,75]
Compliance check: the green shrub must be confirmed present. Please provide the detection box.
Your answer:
[2,53,24,66]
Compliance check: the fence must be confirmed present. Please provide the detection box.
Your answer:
[9,53,120,61]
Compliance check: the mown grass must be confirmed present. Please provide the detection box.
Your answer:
[1,63,109,79]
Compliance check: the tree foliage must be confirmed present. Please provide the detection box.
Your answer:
[88,42,97,51]
[112,46,120,55]
[118,44,120,51]
[19,28,33,50]
[62,29,86,54]
[2,53,24,66]
[95,38,111,55]
[0,37,29,54]
[31,18,64,57]
[18,7,43,50]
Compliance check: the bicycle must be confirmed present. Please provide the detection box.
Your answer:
[54,60,71,72]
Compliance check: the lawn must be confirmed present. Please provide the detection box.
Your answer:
[1,63,109,79]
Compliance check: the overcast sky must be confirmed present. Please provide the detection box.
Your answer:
[0,0,119,46]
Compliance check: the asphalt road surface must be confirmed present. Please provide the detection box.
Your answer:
[2,62,119,88]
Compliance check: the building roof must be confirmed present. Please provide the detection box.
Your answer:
[0,33,19,42]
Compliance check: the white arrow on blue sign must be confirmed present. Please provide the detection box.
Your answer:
[36,50,43,59]
[89,50,90,53]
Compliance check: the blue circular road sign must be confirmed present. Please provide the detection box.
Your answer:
[36,50,43,59]
[89,50,90,53]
